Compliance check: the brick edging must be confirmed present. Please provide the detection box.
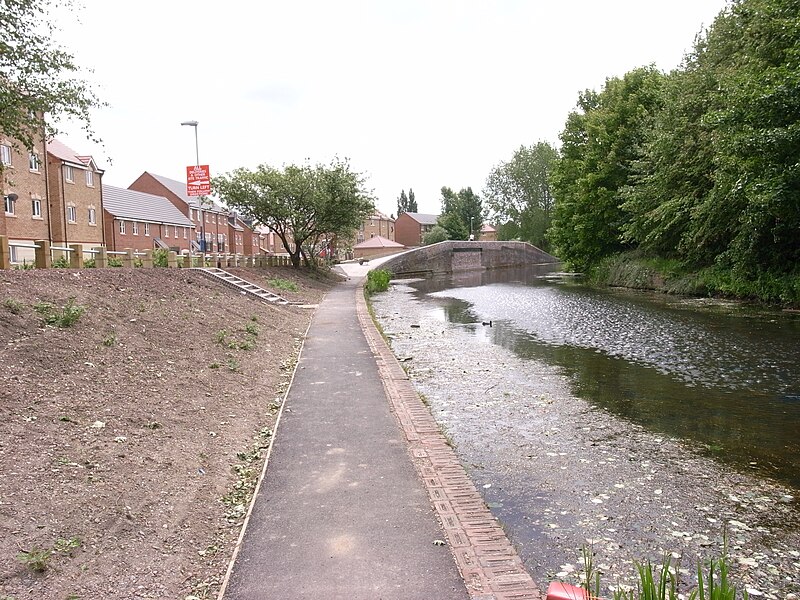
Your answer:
[356,286,543,600]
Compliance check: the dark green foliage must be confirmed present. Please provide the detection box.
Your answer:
[548,0,800,304]
[422,225,449,245]
[397,188,417,215]
[214,159,374,268]
[437,186,483,240]
[152,249,169,267]
[365,269,391,295]
[484,142,558,249]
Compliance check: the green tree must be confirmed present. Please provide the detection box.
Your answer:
[422,225,449,245]
[0,0,103,152]
[484,142,558,249]
[397,189,409,215]
[214,159,374,268]
[408,188,418,212]
[437,186,483,240]
[549,66,666,271]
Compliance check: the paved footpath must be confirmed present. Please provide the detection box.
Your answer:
[220,268,541,600]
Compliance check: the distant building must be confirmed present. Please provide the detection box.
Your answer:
[395,212,439,247]
[102,185,194,253]
[46,139,105,255]
[479,224,498,242]
[358,211,395,243]
[129,172,231,253]
[352,235,406,260]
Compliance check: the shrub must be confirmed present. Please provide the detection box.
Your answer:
[33,298,86,328]
[107,257,123,267]
[52,256,69,268]
[153,248,169,267]
[83,257,96,268]
[365,269,391,295]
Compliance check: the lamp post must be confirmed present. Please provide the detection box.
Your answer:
[181,120,199,166]
[470,216,474,241]
[181,120,202,255]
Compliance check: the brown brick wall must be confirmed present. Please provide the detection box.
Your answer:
[47,156,103,247]
[362,216,395,241]
[2,134,50,242]
[395,213,424,247]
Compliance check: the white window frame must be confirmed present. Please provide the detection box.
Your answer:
[144,222,150,236]
[88,207,96,225]
[64,165,74,183]
[183,227,187,239]
[174,226,178,238]
[85,170,94,187]
[67,205,77,223]
[163,225,169,238]
[4,194,15,215]
[29,153,39,172]
[31,197,41,218]
[119,220,126,234]
[0,144,11,166]
[132,221,139,235]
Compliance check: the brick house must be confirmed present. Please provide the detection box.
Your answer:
[357,211,395,243]
[1,128,50,264]
[47,139,104,254]
[395,212,439,247]
[479,224,498,241]
[227,214,245,255]
[353,235,406,260]
[253,224,282,255]
[129,172,230,253]
[102,185,195,253]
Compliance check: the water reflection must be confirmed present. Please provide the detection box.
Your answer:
[404,270,800,488]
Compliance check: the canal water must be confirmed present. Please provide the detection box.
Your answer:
[371,266,800,597]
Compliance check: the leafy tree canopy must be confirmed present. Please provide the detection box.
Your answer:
[0,0,103,151]
[397,188,419,215]
[422,225,449,245]
[437,186,483,240]
[214,158,374,268]
[484,141,558,249]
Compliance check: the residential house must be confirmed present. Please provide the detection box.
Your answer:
[395,212,439,247]
[47,139,104,254]
[227,214,245,255]
[358,211,395,243]
[1,128,50,264]
[479,224,498,242]
[128,171,229,253]
[253,224,283,255]
[102,185,195,253]
[352,235,406,260]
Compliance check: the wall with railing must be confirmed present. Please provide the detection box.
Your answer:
[0,236,294,270]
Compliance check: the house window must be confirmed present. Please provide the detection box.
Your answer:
[132,221,139,235]
[205,213,210,223]
[0,144,11,166]
[144,223,150,236]
[163,225,169,238]
[119,220,126,234]
[8,244,18,264]
[174,226,178,238]
[183,227,187,239]
[4,194,15,215]
[31,197,41,218]
[64,165,74,183]
[67,205,77,223]
[29,153,40,171]
[85,170,94,187]
[88,207,96,225]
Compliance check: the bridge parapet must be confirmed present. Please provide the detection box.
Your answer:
[379,240,559,277]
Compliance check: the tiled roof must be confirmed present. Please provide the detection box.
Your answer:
[354,235,405,249]
[47,139,89,167]
[402,212,439,225]
[481,224,497,232]
[102,185,194,227]
[145,172,227,213]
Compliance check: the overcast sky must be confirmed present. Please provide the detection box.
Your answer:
[55,0,727,217]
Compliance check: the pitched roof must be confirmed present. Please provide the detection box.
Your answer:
[143,172,227,213]
[102,185,195,227]
[369,210,394,221]
[481,224,497,232]
[47,139,98,170]
[354,235,405,249]
[401,212,439,225]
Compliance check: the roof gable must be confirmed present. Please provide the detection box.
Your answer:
[354,235,405,249]
[401,212,439,225]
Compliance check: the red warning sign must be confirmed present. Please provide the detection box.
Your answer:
[186,165,211,197]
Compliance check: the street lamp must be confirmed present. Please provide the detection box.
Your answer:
[181,120,202,255]
[470,216,474,241]
[180,120,199,166]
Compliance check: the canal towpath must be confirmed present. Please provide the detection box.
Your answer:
[218,261,542,599]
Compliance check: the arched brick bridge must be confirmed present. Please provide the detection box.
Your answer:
[377,240,560,278]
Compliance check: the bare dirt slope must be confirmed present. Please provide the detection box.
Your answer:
[0,266,341,599]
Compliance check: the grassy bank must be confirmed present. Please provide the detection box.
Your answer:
[592,252,800,308]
